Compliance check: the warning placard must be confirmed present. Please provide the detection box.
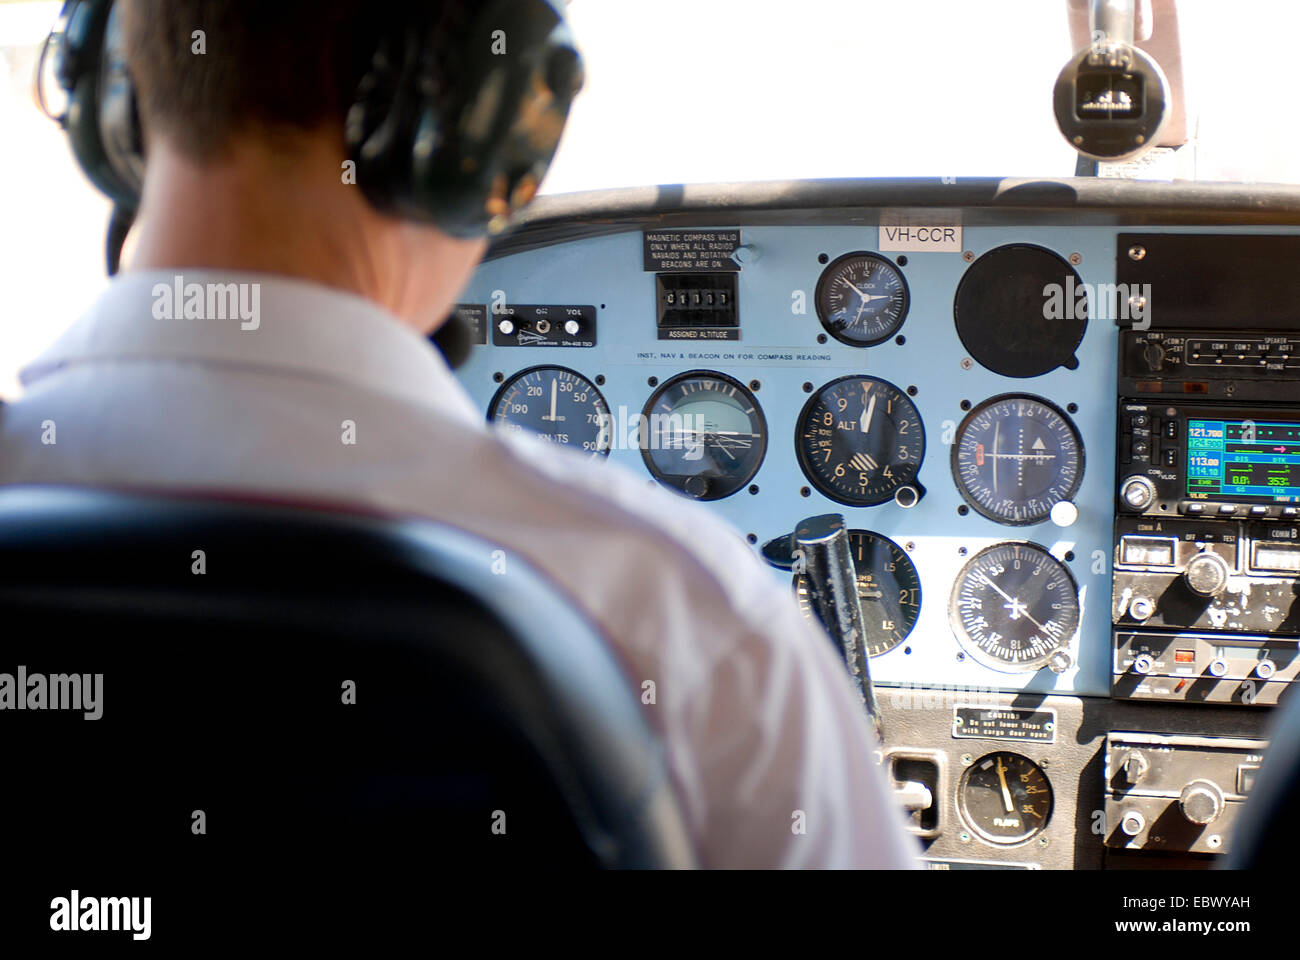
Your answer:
[643,230,741,272]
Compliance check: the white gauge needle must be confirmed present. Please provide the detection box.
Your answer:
[860,394,876,433]
[842,278,870,300]
[976,573,1054,636]
[541,379,560,422]
[996,759,1014,813]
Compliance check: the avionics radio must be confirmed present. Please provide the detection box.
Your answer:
[1113,401,1300,702]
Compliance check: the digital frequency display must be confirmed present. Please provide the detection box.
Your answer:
[1188,419,1300,502]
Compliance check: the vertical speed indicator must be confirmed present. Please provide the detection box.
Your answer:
[796,376,925,507]
[793,529,921,657]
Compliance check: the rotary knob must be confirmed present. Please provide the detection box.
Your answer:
[1184,551,1230,598]
[1178,779,1225,826]
[1130,596,1156,621]
[1120,475,1156,512]
[1143,342,1167,372]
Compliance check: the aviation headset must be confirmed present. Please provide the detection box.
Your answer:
[38,0,584,273]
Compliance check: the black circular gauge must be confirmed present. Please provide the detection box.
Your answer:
[953,244,1087,378]
[952,395,1084,526]
[489,366,611,457]
[795,376,925,506]
[794,530,921,657]
[640,371,767,500]
[949,542,1080,673]
[815,252,909,346]
[959,752,1053,845]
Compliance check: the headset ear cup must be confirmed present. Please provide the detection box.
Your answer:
[347,31,425,212]
[347,0,583,238]
[51,0,143,212]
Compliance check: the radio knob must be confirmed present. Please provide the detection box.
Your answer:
[1120,475,1157,511]
[1143,342,1167,372]
[1178,779,1225,826]
[1130,596,1156,621]
[1184,551,1230,597]
[1132,653,1155,675]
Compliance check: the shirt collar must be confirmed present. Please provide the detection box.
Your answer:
[21,269,482,426]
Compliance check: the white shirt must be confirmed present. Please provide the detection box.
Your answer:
[0,270,920,869]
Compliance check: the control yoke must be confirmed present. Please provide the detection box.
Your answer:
[763,515,884,742]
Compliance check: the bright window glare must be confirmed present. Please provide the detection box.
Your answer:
[543,0,1300,194]
[7,0,1300,395]
[1,1,110,399]
[543,0,1081,194]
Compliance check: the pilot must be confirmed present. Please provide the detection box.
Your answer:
[2,0,918,868]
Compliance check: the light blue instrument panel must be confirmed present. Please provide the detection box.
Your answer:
[455,221,1186,698]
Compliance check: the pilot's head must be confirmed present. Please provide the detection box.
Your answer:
[114,0,576,333]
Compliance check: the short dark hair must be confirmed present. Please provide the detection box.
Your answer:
[122,0,467,158]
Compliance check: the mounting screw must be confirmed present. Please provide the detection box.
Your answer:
[905,541,915,552]
[961,358,974,370]
[1128,244,1147,261]
[962,250,975,262]
[1068,252,1082,265]
[960,754,974,766]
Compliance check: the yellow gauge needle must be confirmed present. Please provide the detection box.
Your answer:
[996,758,1014,813]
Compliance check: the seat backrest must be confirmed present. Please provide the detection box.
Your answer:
[0,485,694,870]
[1228,693,1296,869]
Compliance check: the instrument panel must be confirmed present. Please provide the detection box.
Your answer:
[452,187,1300,869]
[456,222,1120,696]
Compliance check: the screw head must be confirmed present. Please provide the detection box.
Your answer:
[1069,252,1082,265]
[962,250,975,262]
[1128,244,1147,261]
[961,358,974,370]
